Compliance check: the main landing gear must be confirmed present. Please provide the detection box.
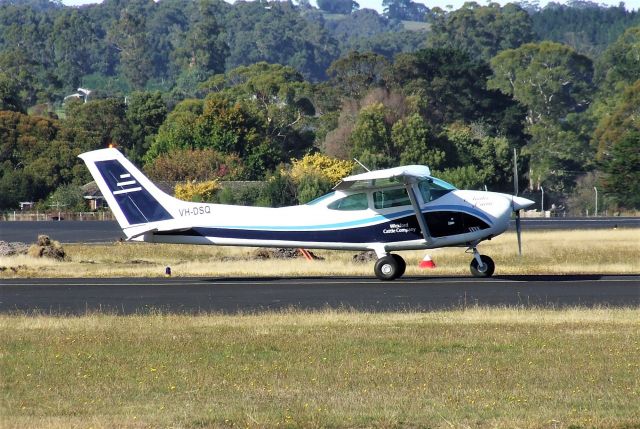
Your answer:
[468,247,495,278]
[373,247,495,280]
[373,254,406,281]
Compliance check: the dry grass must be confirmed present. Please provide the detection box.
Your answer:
[1,308,639,428]
[1,229,638,278]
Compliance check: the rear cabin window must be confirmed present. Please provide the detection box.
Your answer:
[327,193,369,210]
[373,188,411,209]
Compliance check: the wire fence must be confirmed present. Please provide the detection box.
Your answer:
[1,211,115,221]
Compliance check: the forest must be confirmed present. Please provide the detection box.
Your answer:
[0,0,639,213]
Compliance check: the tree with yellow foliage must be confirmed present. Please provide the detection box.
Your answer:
[174,180,219,203]
[289,153,355,186]
[287,153,356,204]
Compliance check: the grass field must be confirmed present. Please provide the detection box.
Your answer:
[1,229,639,278]
[1,308,639,428]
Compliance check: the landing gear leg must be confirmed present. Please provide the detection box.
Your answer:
[469,247,495,278]
[374,254,406,281]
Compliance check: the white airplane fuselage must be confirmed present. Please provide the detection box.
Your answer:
[79,148,534,279]
[131,189,515,254]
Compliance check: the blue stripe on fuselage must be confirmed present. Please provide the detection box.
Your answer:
[155,205,494,243]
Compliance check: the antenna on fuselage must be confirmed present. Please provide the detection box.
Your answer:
[353,158,370,172]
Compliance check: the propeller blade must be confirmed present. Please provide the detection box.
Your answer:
[515,209,522,256]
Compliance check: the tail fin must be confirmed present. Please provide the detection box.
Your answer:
[79,148,175,229]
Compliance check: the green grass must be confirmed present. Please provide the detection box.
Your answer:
[1,229,639,278]
[1,309,639,428]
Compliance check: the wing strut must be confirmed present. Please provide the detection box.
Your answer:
[405,184,431,244]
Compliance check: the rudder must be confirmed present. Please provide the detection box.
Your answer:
[79,148,174,229]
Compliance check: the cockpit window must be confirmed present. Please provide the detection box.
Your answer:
[373,188,411,209]
[327,193,369,210]
[419,177,456,203]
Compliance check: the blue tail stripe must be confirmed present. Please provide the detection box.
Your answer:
[95,160,172,224]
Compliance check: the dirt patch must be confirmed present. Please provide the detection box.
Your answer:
[252,248,324,260]
[27,235,66,261]
[0,241,29,256]
[352,250,377,263]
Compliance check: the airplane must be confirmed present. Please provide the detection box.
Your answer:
[79,148,534,280]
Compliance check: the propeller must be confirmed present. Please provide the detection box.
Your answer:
[512,196,534,256]
[512,148,524,255]
[515,207,522,256]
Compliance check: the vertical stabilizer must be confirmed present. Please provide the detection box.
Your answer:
[79,148,175,229]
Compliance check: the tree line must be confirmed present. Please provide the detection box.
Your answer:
[0,0,638,213]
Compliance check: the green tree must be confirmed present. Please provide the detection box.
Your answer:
[145,98,204,161]
[393,48,526,141]
[144,148,244,181]
[0,111,80,208]
[602,131,640,209]
[391,113,445,169]
[345,29,426,59]
[489,41,594,125]
[0,72,25,112]
[328,9,402,46]
[316,0,357,15]
[62,98,131,154]
[595,26,640,98]
[593,80,640,160]
[47,183,86,212]
[349,103,394,169]
[174,0,228,76]
[126,91,168,161]
[202,62,316,159]
[435,165,485,190]
[530,2,640,57]
[382,0,428,21]
[444,123,514,191]
[428,3,534,61]
[52,9,97,91]
[224,1,339,81]
[109,7,152,90]
[327,51,389,100]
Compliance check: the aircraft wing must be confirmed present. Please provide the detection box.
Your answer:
[334,165,431,190]
[123,219,189,240]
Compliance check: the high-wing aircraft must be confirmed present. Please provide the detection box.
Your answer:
[80,148,534,280]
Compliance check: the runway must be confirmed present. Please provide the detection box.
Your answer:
[1,275,638,315]
[1,217,639,243]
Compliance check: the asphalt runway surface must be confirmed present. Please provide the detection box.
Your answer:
[1,275,638,315]
[1,217,639,243]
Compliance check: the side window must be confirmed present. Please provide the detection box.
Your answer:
[373,188,411,209]
[327,193,369,210]
[419,181,431,202]
[419,178,455,203]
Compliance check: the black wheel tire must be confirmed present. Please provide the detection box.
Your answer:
[374,255,400,281]
[392,254,406,278]
[470,255,495,278]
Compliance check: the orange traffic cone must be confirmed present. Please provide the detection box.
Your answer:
[419,254,436,269]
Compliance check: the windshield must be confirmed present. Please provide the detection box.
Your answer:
[419,177,456,203]
[327,193,369,211]
[306,192,335,206]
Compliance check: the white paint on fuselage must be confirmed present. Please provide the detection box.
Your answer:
[134,188,516,254]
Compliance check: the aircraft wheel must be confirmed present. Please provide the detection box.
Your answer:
[392,254,406,278]
[374,255,400,281]
[470,255,495,278]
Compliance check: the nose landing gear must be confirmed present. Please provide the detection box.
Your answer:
[373,254,406,281]
[468,247,495,277]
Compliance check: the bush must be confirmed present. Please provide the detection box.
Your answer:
[174,180,219,202]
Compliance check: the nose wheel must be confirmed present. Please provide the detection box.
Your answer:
[374,254,406,281]
[469,252,495,277]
